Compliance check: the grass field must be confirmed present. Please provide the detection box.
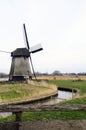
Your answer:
[0,110,86,122]
[0,76,86,122]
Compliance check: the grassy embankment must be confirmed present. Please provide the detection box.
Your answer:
[0,81,57,104]
[1,79,86,122]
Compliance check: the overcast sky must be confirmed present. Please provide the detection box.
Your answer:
[0,0,86,74]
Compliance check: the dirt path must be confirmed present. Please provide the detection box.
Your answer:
[0,120,86,130]
[19,120,86,130]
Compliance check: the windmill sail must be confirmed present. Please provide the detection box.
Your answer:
[23,24,30,49]
[23,23,36,79]
[30,44,43,53]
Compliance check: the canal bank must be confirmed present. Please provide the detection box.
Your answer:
[0,81,57,105]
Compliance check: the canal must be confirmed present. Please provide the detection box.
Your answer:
[36,88,76,105]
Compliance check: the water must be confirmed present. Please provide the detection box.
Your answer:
[34,89,75,105]
[0,78,8,81]
[58,90,74,99]
[0,112,12,118]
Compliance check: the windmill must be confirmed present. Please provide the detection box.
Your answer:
[9,24,43,81]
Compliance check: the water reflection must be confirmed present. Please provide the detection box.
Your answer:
[58,90,73,99]
[0,112,12,118]
[38,90,75,105]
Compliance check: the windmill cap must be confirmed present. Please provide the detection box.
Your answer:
[11,48,30,57]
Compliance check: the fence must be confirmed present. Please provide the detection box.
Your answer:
[0,104,86,130]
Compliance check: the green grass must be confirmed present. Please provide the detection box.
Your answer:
[49,79,86,94]
[60,97,86,105]
[0,79,86,122]
[50,79,84,89]
[0,114,15,122]
[22,111,86,120]
[1,110,86,122]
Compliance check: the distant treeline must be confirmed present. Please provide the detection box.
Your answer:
[0,71,86,78]
[0,73,8,78]
[63,72,86,76]
[35,71,86,76]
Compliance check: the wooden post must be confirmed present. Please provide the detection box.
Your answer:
[72,88,73,98]
[13,111,22,122]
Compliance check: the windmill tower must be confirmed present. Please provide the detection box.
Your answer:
[9,24,43,81]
